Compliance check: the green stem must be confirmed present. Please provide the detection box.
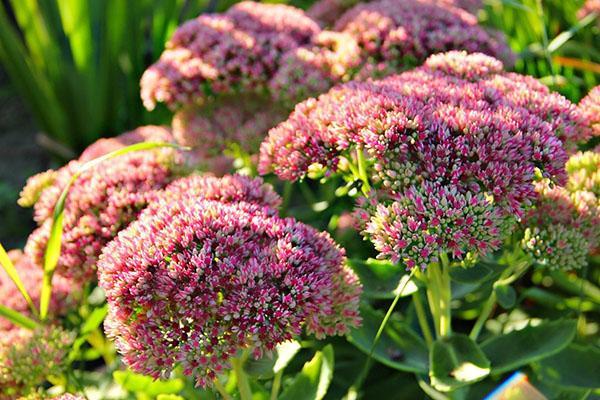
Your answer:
[345,269,416,398]
[231,354,253,400]
[469,291,496,341]
[270,370,283,400]
[214,379,233,400]
[427,255,452,338]
[412,290,434,347]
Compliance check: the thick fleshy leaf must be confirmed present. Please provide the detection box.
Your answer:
[533,344,600,389]
[279,345,334,400]
[348,305,428,374]
[245,340,302,379]
[347,258,417,299]
[481,320,577,374]
[494,284,516,309]
[430,334,490,392]
[113,370,183,396]
[450,262,494,284]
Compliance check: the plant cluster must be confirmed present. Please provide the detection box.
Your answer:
[0,1,599,400]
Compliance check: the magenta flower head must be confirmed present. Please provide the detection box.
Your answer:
[98,174,361,386]
[260,51,583,267]
[140,1,320,111]
[522,150,600,270]
[0,250,73,333]
[334,0,513,69]
[579,85,600,139]
[20,133,183,283]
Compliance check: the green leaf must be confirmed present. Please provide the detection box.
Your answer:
[113,370,184,396]
[279,345,334,400]
[347,258,417,299]
[348,305,429,374]
[430,334,490,392]
[157,395,185,400]
[533,344,600,389]
[547,13,598,53]
[80,304,109,335]
[0,304,39,330]
[0,243,38,315]
[39,141,183,320]
[494,284,516,309]
[481,320,577,374]
[450,263,494,284]
[245,340,302,379]
[274,340,302,374]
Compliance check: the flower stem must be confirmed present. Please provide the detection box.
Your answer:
[412,290,434,347]
[344,268,416,398]
[231,354,253,400]
[469,291,496,341]
[270,370,283,400]
[427,255,452,338]
[214,378,233,400]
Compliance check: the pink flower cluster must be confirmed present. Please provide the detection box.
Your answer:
[0,250,73,333]
[21,130,181,282]
[579,85,600,139]
[361,184,503,268]
[522,149,600,269]
[333,0,512,70]
[172,96,288,174]
[578,0,600,25]
[0,326,74,398]
[140,2,320,111]
[260,51,586,267]
[98,174,361,386]
[270,31,362,104]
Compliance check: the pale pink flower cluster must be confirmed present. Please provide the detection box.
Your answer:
[172,96,288,174]
[579,85,600,138]
[0,326,74,398]
[98,174,361,386]
[522,150,600,270]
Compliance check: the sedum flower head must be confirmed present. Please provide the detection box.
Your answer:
[98,175,361,386]
[578,85,600,138]
[171,96,287,173]
[260,51,585,266]
[334,0,513,69]
[565,150,600,196]
[578,0,600,26]
[0,250,73,333]
[21,133,182,282]
[522,152,600,270]
[270,31,362,104]
[522,225,589,271]
[362,183,504,269]
[140,2,320,111]
[0,326,74,398]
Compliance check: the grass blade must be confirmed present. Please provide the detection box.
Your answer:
[547,13,597,54]
[39,141,185,319]
[0,304,39,330]
[0,243,39,317]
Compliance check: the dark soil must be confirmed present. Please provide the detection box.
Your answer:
[0,69,50,248]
